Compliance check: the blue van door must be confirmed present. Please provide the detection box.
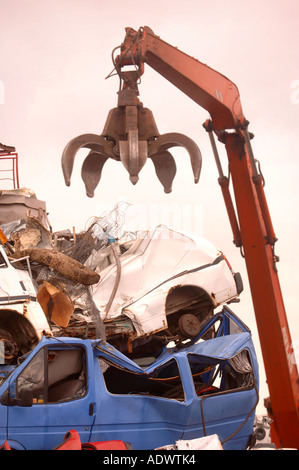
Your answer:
[5,343,96,450]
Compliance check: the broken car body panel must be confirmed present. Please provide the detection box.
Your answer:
[0,245,52,360]
[0,307,258,450]
[0,188,50,229]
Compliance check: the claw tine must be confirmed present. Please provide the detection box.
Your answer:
[149,133,202,184]
[81,151,109,198]
[119,129,148,184]
[61,133,107,186]
[150,150,177,193]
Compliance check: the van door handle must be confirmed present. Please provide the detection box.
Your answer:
[89,402,96,416]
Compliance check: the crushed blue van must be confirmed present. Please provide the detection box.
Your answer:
[0,306,258,450]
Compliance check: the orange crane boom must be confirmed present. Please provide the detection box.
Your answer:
[113,26,299,448]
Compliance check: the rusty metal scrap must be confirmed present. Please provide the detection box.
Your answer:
[11,216,53,252]
[10,248,100,286]
[37,281,74,328]
[1,198,242,364]
[0,143,16,153]
[0,188,50,228]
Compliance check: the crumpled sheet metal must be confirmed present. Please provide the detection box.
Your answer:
[156,434,223,450]
[0,188,50,228]
[88,225,239,336]
[37,281,74,328]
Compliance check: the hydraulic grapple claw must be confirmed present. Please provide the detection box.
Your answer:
[151,150,177,194]
[62,106,202,197]
[81,151,109,198]
[149,132,202,186]
[61,114,202,196]
[61,58,202,195]
[118,106,149,185]
[61,133,110,188]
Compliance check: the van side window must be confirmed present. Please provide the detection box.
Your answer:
[188,349,254,396]
[102,358,185,401]
[16,347,86,403]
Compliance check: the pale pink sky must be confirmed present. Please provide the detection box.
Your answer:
[1,0,299,412]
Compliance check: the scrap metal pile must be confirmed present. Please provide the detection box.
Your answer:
[0,188,243,364]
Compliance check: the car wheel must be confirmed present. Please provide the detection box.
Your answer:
[178,313,202,338]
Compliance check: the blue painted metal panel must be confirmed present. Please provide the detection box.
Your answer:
[0,308,259,450]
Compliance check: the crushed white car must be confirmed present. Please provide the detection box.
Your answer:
[0,217,243,359]
[0,245,51,362]
[84,225,243,354]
